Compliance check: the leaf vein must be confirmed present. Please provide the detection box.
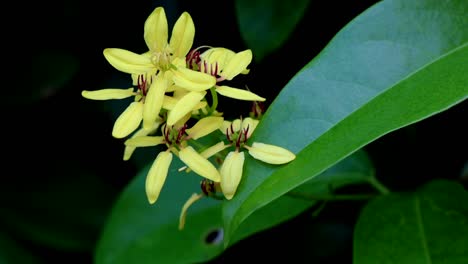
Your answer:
[415,195,432,264]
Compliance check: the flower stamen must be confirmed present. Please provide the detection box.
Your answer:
[226,128,231,142]
[137,75,148,96]
[176,123,188,144]
[151,50,172,71]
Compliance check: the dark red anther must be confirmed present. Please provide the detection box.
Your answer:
[201,179,215,196]
[226,128,231,142]
[203,61,208,74]
[176,123,188,143]
[186,50,201,70]
[251,101,265,118]
[137,75,149,96]
[251,102,257,116]
[235,130,242,148]
[163,124,171,143]
[185,50,192,64]
[243,125,250,142]
[210,62,218,76]
[230,124,234,134]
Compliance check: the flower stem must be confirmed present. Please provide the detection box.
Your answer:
[209,87,218,114]
[368,176,390,195]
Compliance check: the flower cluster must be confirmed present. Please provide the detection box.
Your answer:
[81,7,296,229]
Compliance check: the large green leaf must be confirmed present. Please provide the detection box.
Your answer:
[354,179,468,264]
[235,0,310,62]
[95,149,373,263]
[223,0,468,245]
[289,149,376,198]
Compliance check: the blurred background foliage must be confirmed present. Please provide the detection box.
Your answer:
[4,0,466,263]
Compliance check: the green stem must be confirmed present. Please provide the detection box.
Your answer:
[368,176,390,195]
[209,87,218,114]
[287,192,377,201]
[311,201,328,217]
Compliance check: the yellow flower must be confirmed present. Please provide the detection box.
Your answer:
[184,47,266,101]
[82,73,170,138]
[83,7,219,137]
[209,117,296,199]
[146,150,173,204]
[103,7,215,92]
[219,151,245,200]
[124,117,224,204]
[123,118,163,161]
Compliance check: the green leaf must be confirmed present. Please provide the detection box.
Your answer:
[223,0,468,245]
[95,158,310,264]
[354,179,468,264]
[95,149,373,263]
[95,159,223,264]
[290,149,375,198]
[234,149,374,241]
[235,0,310,62]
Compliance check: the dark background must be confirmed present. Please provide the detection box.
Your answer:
[4,0,466,263]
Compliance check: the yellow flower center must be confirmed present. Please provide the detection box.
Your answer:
[226,124,250,150]
[151,50,172,71]
[163,123,188,147]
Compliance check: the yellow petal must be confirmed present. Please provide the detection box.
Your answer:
[171,57,186,68]
[173,67,216,92]
[167,91,206,126]
[174,113,192,129]
[195,101,208,110]
[200,141,229,159]
[179,193,204,230]
[103,48,154,74]
[220,151,245,200]
[220,120,231,134]
[123,121,161,161]
[220,119,241,134]
[247,142,296,164]
[241,117,259,138]
[112,101,143,138]
[162,95,207,111]
[143,75,167,130]
[146,151,173,204]
[201,48,235,72]
[216,86,265,101]
[165,84,177,93]
[186,116,224,140]
[169,12,195,58]
[232,119,241,132]
[173,87,188,99]
[81,88,134,100]
[161,95,178,109]
[124,128,149,161]
[125,136,165,147]
[220,49,252,80]
[144,7,168,52]
[179,146,220,182]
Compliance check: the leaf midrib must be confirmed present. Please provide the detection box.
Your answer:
[228,41,468,242]
[414,195,432,264]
